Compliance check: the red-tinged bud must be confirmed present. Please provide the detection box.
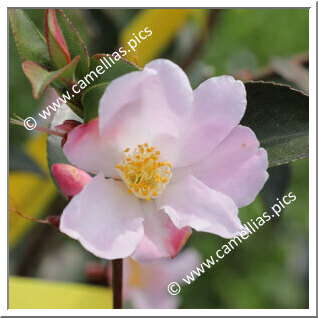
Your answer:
[55,120,81,132]
[46,215,60,229]
[45,9,71,69]
[55,120,81,147]
[52,163,92,198]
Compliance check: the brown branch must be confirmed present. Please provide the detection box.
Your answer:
[112,259,123,309]
[9,207,50,225]
[9,196,60,228]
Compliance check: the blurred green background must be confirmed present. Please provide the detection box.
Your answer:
[9,8,309,309]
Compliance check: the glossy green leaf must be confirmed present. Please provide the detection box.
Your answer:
[56,9,90,78]
[242,81,309,167]
[9,29,40,146]
[89,54,139,85]
[45,9,72,69]
[22,56,80,99]
[9,9,51,66]
[82,83,108,122]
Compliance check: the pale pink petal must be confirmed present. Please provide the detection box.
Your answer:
[63,118,120,178]
[144,59,193,115]
[52,163,92,197]
[124,249,201,308]
[98,59,193,160]
[164,249,201,283]
[156,175,244,238]
[175,76,246,167]
[132,201,192,263]
[187,125,269,207]
[60,174,144,259]
[131,236,164,263]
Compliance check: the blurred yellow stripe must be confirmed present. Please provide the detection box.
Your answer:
[120,9,192,66]
[9,276,112,309]
[9,134,57,248]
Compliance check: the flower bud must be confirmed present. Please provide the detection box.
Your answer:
[55,120,81,147]
[52,163,91,198]
[45,9,71,69]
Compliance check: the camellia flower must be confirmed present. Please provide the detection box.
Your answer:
[56,59,268,262]
[106,249,201,308]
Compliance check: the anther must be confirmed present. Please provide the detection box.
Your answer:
[115,144,172,201]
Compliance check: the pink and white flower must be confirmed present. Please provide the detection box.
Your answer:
[54,59,268,262]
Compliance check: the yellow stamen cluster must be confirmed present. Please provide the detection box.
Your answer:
[116,143,172,201]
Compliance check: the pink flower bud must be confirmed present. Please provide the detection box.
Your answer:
[55,120,81,132]
[45,9,71,68]
[52,163,92,198]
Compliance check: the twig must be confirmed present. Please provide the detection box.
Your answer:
[112,259,123,309]
[9,207,50,225]
[10,115,65,137]
[9,196,60,228]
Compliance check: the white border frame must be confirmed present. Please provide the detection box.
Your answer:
[3,1,316,316]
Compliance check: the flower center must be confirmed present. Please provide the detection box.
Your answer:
[116,143,172,201]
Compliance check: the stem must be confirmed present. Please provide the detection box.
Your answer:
[112,258,123,309]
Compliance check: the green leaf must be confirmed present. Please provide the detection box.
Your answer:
[22,55,80,99]
[9,29,40,146]
[82,83,108,122]
[24,9,46,33]
[56,9,90,79]
[9,146,46,177]
[45,9,72,69]
[242,81,309,167]
[47,104,82,189]
[89,54,139,85]
[9,9,51,66]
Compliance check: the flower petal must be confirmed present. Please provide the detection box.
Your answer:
[125,249,200,308]
[132,201,192,263]
[60,174,144,259]
[164,249,201,283]
[131,236,164,263]
[52,163,92,197]
[144,59,193,115]
[98,59,193,160]
[156,175,244,238]
[186,125,269,207]
[176,76,246,167]
[63,118,120,178]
